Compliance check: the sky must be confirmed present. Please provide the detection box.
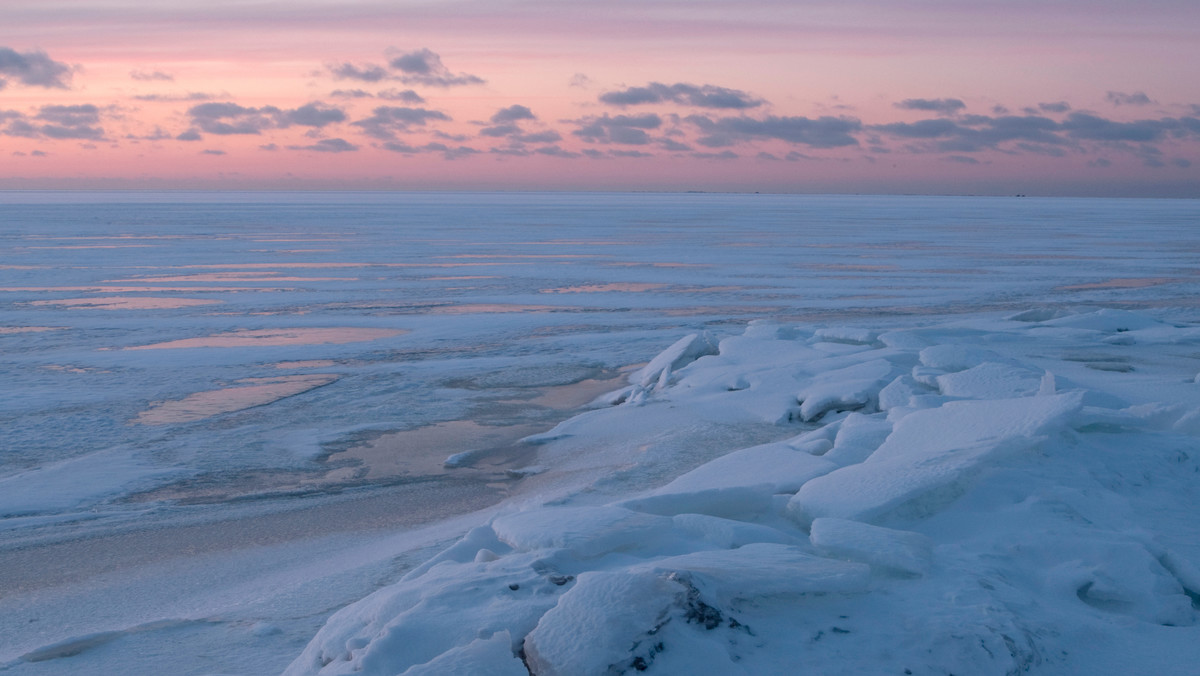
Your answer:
[1,0,1199,196]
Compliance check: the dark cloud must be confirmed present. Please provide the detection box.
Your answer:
[687,114,862,148]
[130,69,174,82]
[1106,91,1154,106]
[187,102,282,135]
[329,87,421,104]
[352,106,451,140]
[0,47,73,89]
[1038,101,1071,113]
[421,142,478,160]
[328,62,389,82]
[535,145,581,158]
[480,124,520,138]
[260,143,279,151]
[581,149,604,159]
[513,130,561,144]
[31,149,47,157]
[992,105,1010,115]
[875,114,1062,152]
[378,88,425,103]
[599,82,763,110]
[692,150,739,160]
[387,48,484,87]
[610,149,654,158]
[658,138,692,152]
[281,103,346,128]
[1,104,106,140]
[133,92,216,102]
[287,138,358,152]
[1088,158,1112,168]
[572,113,662,145]
[1172,158,1191,168]
[569,73,592,89]
[757,151,780,161]
[944,155,980,164]
[1060,112,1168,142]
[894,98,965,116]
[176,129,202,141]
[201,149,226,155]
[491,105,536,123]
[187,101,346,135]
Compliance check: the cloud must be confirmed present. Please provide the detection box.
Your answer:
[659,138,692,152]
[513,130,561,144]
[379,88,425,103]
[687,114,862,148]
[874,114,1062,151]
[187,102,282,134]
[610,149,654,158]
[1060,112,1168,142]
[260,143,279,151]
[328,62,389,82]
[480,123,520,138]
[201,149,226,155]
[1,104,106,140]
[387,48,484,87]
[1038,101,1071,113]
[0,47,73,89]
[535,145,581,158]
[176,129,202,141]
[894,98,965,116]
[332,87,425,103]
[187,101,347,135]
[491,105,536,123]
[133,92,216,102]
[287,138,359,152]
[281,103,346,128]
[573,113,662,145]
[569,73,592,89]
[944,155,980,164]
[600,82,763,109]
[352,106,451,140]
[1106,91,1154,106]
[692,150,739,160]
[130,69,174,82]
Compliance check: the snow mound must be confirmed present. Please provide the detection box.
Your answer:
[289,308,1200,676]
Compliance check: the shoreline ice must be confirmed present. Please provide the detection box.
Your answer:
[286,307,1200,675]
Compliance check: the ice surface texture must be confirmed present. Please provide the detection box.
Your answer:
[288,308,1200,676]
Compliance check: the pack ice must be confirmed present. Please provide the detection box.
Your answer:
[287,308,1200,676]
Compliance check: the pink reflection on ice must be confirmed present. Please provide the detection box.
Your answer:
[112,272,353,283]
[126,327,406,350]
[542,283,668,293]
[0,326,67,334]
[5,285,287,292]
[271,360,338,369]
[135,374,338,425]
[30,297,222,310]
[1058,277,1180,290]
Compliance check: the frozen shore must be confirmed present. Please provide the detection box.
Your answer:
[286,307,1200,676]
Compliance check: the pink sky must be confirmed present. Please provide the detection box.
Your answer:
[2,0,1198,195]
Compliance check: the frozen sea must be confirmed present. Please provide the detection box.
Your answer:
[2,192,1199,674]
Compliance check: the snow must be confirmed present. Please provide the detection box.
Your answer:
[5,194,1200,675]
[285,306,1200,675]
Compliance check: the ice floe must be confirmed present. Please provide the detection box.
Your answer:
[287,308,1200,675]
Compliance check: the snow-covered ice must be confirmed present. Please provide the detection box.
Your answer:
[286,306,1200,676]
[3,193,1200,674]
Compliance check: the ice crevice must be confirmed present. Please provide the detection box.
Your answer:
[286,308,1200,676]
